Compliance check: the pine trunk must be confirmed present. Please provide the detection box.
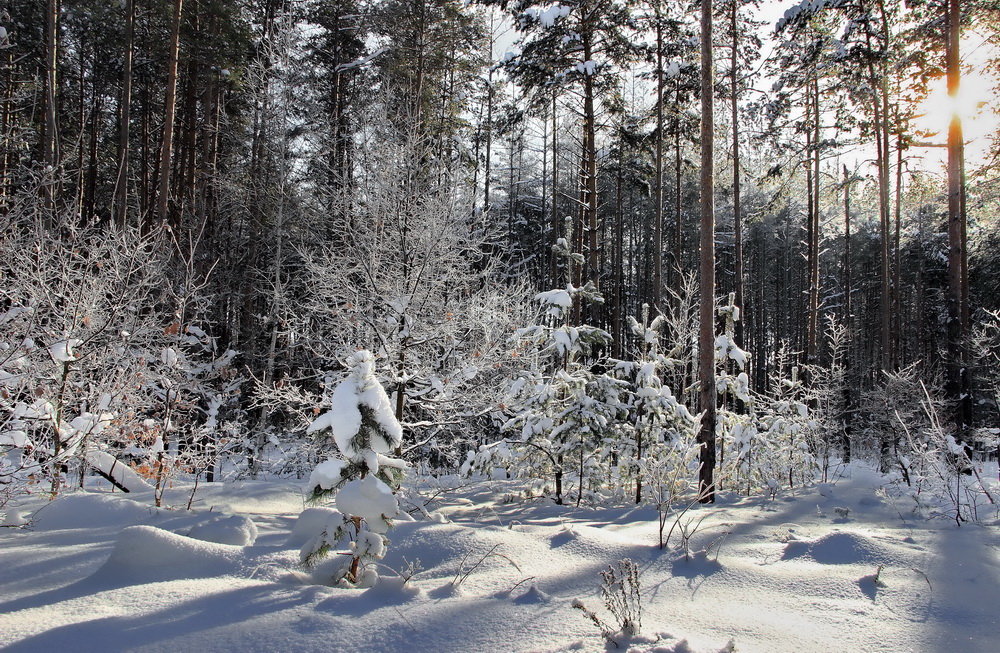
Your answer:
[155,0,184,227]
[697,0,716,504]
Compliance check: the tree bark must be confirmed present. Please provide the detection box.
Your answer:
[652,4,664,313]
[114,0,135,227]
[43,0,60,213]
[581,33,599,324]
[946,0,971,433]
[697,0,716,504]
[731,1,744,356]
[842,164,854,462]
[155,0,184,227]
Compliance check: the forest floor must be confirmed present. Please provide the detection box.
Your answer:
[1,463,999,652]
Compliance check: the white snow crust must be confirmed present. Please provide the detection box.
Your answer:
[2,464,999,652]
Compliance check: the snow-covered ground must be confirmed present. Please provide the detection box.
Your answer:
[2,464,998,652]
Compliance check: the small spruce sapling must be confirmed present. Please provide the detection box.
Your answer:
[300,350,408,586]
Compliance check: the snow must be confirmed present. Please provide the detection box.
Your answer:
[48,338,83,363]
[33,493,159,530]
[188,515,259,546]
[0,429,29,447]
[286,507,343,547]
[307,458,348,491]
[2,509,28,526]
[1,465,999,652]
[776,0,843,32]
[307,351,402,459]
[334,47,388,73]
[535,288,573,309]
[84,448,154,493]
[160,346,178,367]
[524,4,571,28]
[91,525,248,585]
[335,475,399,533]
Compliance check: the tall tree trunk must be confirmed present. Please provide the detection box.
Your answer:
[613,160,624,358]
[652,4,664,313]
[697,0,716,504]
[673,82,683,299]
[74,40,85,220]
[731,2,745,355]
[0,50,13,208]
[804,87,816,368]
[945,0,971,434]
[892,136,904,367]
[842,164,854,462]
[155,0,184,227]
[43,0,60,213]
[808,78,821,367]
[83,91,101,225]
[114,0,135,226]
[483,70,493,217]
[862,19,892,373]
[581,34,599,324]
[550,90,560,286]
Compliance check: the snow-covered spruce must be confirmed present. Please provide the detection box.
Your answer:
[300,350,407,587]
[465,268,626,506]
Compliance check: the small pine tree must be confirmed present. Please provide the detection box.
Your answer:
[621,305,696,505]
[300,350,407,586]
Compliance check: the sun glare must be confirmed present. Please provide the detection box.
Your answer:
[915,72,988,134]
[910,63,999,170]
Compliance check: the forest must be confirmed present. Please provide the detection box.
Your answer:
[2,1,1000,651]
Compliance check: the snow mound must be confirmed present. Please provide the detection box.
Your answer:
[33,493,157,530]
[188,514,258,546]
[90,525,245,585]
[286,507,342,547]
[511,583,550,604]
[361,574,423,601]
[782,531,897,565]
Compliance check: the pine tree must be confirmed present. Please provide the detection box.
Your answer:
[622,305,695,504]
[301,350,407,587]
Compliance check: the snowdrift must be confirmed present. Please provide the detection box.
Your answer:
[89,525,246,585]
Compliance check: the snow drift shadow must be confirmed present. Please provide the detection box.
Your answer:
[2,584,318,652]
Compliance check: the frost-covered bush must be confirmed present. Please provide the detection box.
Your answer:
[870,373,997,523]
[802,317,851,480]
[718,343,817,497]
[859,365,939,478]
[754,364,816,492]
[0,218,170,497]
[300,350,408,586]
[0,213,244,504]
[295,133,530,470]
